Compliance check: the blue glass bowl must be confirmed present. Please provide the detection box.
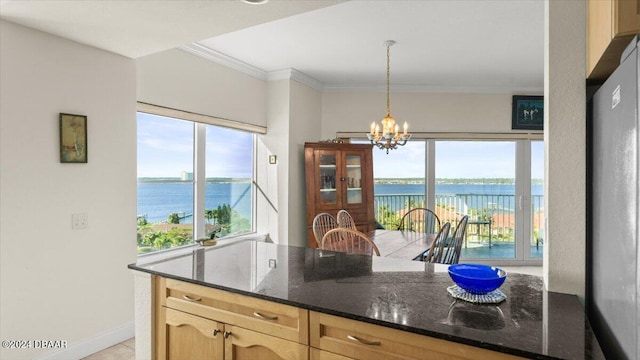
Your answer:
[448,264,507,294]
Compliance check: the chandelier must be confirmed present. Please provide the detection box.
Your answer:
[367,40,411,154]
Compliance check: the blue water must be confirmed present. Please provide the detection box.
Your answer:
[137,182,542,223]
[138,182,252,223]
[374,183,543,214]
[375,183,543,196]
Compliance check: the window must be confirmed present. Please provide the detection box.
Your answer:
[204,124,253,238]
[435,141,517,260]
[364,136,543,265]
[137,111,255,254]
[372,141,426,229]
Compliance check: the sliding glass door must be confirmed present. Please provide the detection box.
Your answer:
[530,141,544,258]
[367,138,543,265]
[435,141,517,260]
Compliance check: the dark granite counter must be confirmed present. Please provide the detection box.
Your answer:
[128,239,604,360]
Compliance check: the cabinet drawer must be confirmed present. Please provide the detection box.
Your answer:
[310,311,523,360]
[158,277,309,344]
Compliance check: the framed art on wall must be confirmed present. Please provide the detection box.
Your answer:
[512,95,543,130]
[59,113,87,163]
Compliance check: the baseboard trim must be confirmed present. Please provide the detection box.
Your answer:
[34,321,134,360]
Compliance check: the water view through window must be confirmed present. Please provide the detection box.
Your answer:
[136,112,254,254]
[370,139,543,263]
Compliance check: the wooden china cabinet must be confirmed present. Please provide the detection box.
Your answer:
[304,142,376,248]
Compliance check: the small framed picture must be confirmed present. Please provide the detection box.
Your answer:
[512,95,543,130]
[59,113,87,163]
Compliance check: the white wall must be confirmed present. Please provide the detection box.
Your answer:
[321,92,524,137]
[288,80,322,247]
[261,80,291,244]
[137,48,267,127]
[544,0,586,298]
[0,20,137,360]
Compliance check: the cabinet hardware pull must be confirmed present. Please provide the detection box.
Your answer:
[182,294,202,302]
[212,329,220,336]
[253,312,278,321]
[347,335,381,346]
[224,331,232,339]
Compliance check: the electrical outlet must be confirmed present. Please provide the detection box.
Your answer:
[72,213,88,230]
[268,259,277,268]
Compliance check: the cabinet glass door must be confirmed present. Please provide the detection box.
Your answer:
[345,154,363,204]
[319,153,337,205]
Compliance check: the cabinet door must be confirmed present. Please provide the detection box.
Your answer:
[315,150,341,209]
[310,348,352,360]
[224,325,309,360]
[342,152,364,206]
[161,307,224,360]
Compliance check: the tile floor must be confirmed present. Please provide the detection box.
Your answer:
[81,337,134,360]
[83,267,541,359]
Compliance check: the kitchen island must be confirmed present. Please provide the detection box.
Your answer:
[128,239,604,359]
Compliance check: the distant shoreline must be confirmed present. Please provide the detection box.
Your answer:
[138,177,543,185]
[138,177,251,184]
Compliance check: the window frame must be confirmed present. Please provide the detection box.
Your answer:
[351,132,543,266]
[137,103,262,255]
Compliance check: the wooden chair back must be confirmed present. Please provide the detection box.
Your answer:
[321,228,381,256]
[423,222,451,263]
[397,208,441,234]
[337,209,357,230]
[312,213,338,247]
[440,215,469,264]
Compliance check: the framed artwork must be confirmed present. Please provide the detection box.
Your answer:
[512,95,543,130]
[59,113,87,163]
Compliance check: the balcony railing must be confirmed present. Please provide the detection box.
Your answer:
[374,193,544,245]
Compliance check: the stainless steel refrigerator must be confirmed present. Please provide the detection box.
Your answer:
[589,34,639,360]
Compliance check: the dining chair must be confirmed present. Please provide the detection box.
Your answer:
[321,228,381,256]
[337,209,357,230]
[422,222,451,263]
[312,213,338,247]
[440,215,469,264]
[397,208,441,234]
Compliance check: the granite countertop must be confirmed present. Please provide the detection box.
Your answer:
[128,239,604,360]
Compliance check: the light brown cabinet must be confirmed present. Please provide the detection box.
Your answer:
[309,311,524,360]
[152,276,527,360]
[587,0,640,81]
[154,276,309,360]
[304,142,375,248]
[162,307,223,359]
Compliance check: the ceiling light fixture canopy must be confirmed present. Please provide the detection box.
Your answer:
[242,0,269,4]
[367,40,411,154]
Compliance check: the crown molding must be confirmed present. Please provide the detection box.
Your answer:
[180,43,324,91]
[179,43,267,80]
[267,68,324,91]
[180,43,542,95]
[323,84,544,94]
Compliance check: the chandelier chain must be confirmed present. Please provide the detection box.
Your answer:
[386,44,391,117]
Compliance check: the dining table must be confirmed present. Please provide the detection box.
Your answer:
[364,229,436,260]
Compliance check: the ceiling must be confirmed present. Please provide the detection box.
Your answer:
[0,0,544,92]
